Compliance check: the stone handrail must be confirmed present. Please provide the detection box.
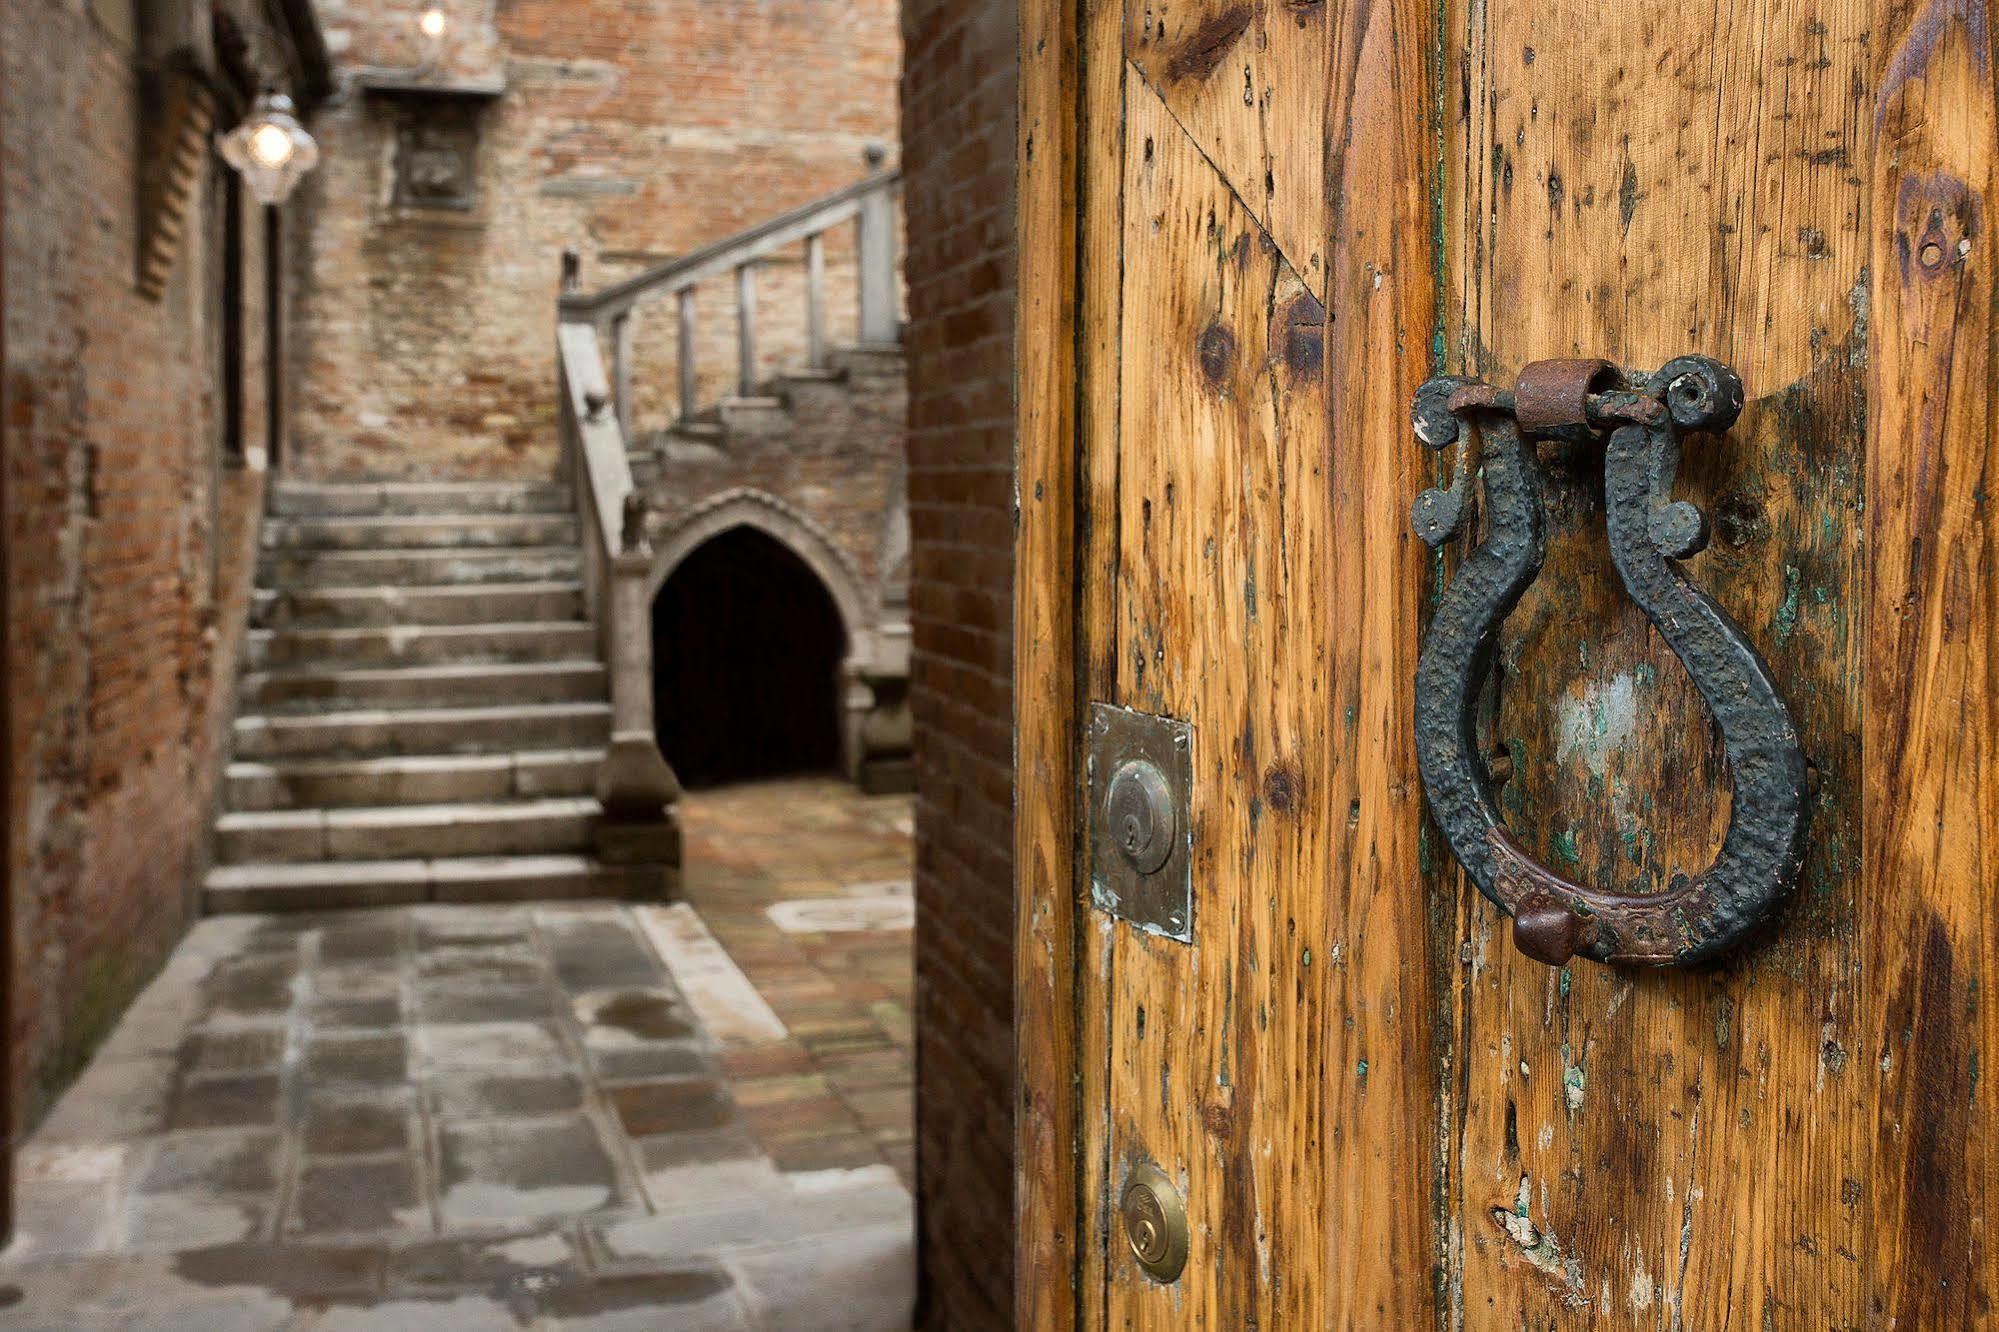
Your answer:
[555,319,680,864]
[552,164,904,868]
[558,168,901,429]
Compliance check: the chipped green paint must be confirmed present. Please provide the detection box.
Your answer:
[1300,947,1312,970]
[1551,827,1581,866]
[1773,563,1803,644]
[1562,1063,1586,1111]
[1356,1058,1370,1081]
[1558,966,1572,1000]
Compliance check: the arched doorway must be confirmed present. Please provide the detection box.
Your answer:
[651,525,847,788]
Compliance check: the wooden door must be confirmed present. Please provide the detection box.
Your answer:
[1016,0,1998,1326]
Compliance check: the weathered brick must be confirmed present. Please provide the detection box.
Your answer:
[901,0,1018,1324]
[4,0,289,1125]
[294,0,902,481]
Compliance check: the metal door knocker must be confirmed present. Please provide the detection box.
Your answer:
[1410,356,1809,968]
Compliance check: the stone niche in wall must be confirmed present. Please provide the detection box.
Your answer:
[358,75,504,216]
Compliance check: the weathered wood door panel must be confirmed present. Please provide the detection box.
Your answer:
[1017,0,1998,1326]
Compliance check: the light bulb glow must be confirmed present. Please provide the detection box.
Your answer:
[247,123,296,169]
[418,7,448,39]
[218,92,320,206]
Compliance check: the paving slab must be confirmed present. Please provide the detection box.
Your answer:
[436,1116,625,1230]
[0,779,916,1326]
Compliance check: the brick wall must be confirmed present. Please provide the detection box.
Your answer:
[3,0,283,1123]
[295,0,902,480]
[900,0,1018,1325]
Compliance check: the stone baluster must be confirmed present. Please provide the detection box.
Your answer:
[856,146,898,346]
[594,490,682,878]
[676,287,698,423]
[736,262,758,397]
[805,231,827,369]
[610,311,633,440]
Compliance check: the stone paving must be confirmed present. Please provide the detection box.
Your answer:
[0,780,915,1330]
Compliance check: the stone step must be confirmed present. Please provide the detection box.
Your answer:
[232,701,612,760]
[227,748,602,811]
[215,796,601,864]
[203,854,664,914]
[245,622,597,670]
[252,581,586,629]
[269,481,571,518]
[260,546,584,588]
[240,660,607,711]
[262,514,579,551]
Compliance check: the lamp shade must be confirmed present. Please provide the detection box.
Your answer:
[218,92,320,205]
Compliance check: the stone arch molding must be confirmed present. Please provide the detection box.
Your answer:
[647,488,879,665]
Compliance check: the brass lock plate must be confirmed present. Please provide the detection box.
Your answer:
[1120,1162,1190,1283]
[1088,703,1193,942]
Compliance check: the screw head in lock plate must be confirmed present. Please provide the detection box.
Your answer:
[1105,759,1176,875]
[1120,1162,1189,1283]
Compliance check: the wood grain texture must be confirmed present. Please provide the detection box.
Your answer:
[1319,0,1443,1323]
[1864,0,1998,1324]
[1077,0,1130,1324]
[1023,0,1999,1322]
[1015,0,1084,1323]
[1443,1,1873,1323]
[1124,0,1330,298]
[1103,78,1332,1326]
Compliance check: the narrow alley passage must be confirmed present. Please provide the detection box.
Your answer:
[0,781,914,1330]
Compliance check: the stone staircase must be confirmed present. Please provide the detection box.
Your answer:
[204,480,656,913]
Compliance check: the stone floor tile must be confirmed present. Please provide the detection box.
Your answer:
[292,1293,531,1330]
[133,1130,281,1196]
[0,781,915,1324]
[414,912,532,951]
[171,1239,388,1303]
[436,1116,625,1230]
[17,1141,131,1187]
[416,982,565,1024]
[414,948,545,985]
[532,1267,748,1332]
[585,1204,788,1272]
[288,1156,428,1237]
[34,1056,178,1144]
[387,1227,581,1292]
[200,956,301,1021]
[316,921,404,966]
[544,924,663,993]
[308,965,404,1004]
[633,1156,788,1218]
[9,1179,119,1260]
[181,1025,290,1078]
[167,1073,283,1131]
[588,1043,712,1084]
[425,1070,586,1120]
[415,1020,570,1071]
[122,1193,270,1253]
[603,1079,736,1138]
[307,994,404,1030]
[302,1096,416,1156]
[303,1032,409,1090]
[575,989,698,1045]
[725,1221,913,1332]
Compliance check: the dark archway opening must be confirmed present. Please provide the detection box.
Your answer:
[652,525,847,789]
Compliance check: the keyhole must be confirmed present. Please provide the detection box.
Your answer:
[1132,1218,1158,1255]
[1122,814,1142,853]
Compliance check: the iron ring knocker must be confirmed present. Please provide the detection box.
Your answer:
[1410,356,1810,969]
